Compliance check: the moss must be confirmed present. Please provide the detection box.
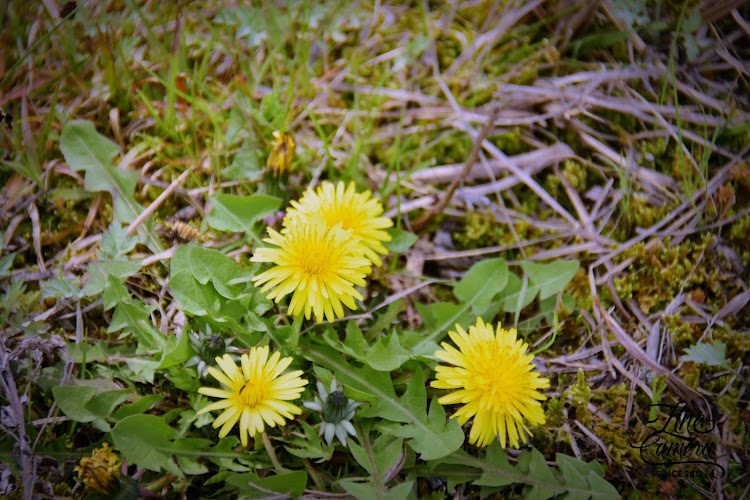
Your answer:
[451,208,546,254]
[611,234,743,319]
[625,194,671,230]
[488,127,528,156]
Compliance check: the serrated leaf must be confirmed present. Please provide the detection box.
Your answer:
[473,443,516,487]
[349,435,403,482]
[303,344,464,460]
[519,448,559,500]
[169,270,222,317]
[681,341,729,367]
[100,223,137,259]
[521,260,580,301]
[40,274,81,299]
[206,436,255,472]
[282,420,335,463]
[158,331,195,369]
[365,331,410,371]
[207,193,282,233]
[108,302,165,351]
[172,438,212,475]
[587,470,621,499]
[85,390,130,418]
[387,480,414,500]
[323,321,367,360]
[60,120,143,223]
[171,244,248,299]
[379,371,464,460]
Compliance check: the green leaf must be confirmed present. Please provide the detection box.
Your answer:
[205,436,255,472]
[225,471,308,498]
[282,421,335,463]
[377,371,464,460]
[303,344,463,460]
[498,272,536,312]
[158,331,195,370]
[111,414,186,476]
[521,260,579,301]
[111,395,164,421]
[40,274,81,299]
[339,479,381,500]
[454,258,509,313]
[52,386,129,431]
[103,275,130,311]
[383,228,418,253]
[365,331,410,371]
[67,341,110,363]
[83,260,142,297]
[349,434,403,481]
[59,120,143,223]
[100,223,138,259]
[169,270,223,317]
[207,193,282,233]
[85,390,130,418]
[108,302,165,351]
[681,341,729,367]
[51,386,98,422]
[473,443,516,487]
[413,259,508,353]
[411,302,472,355]
[518,448,558,500]
[171,244,249,299]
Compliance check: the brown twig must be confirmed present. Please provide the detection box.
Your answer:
[411,108,499,232]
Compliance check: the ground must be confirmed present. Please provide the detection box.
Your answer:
[0,1,748,499]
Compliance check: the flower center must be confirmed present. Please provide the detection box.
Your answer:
[239,380,269,409]
[471,340,519,401]
[299,248,334,277]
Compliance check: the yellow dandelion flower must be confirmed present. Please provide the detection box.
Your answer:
[197,347,308,447]
[267,130,296,174]
[284,181,393,266]
[251,214,371,323]
[431,318,550,448]
[74,443,121,494]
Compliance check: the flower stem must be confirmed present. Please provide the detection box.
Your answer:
[290,314,304,350]
[261,432,283,474]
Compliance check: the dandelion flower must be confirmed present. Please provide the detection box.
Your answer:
[431,318,550,448]
[284,181,393,266]
[267,130,296,174]
[252,214,371,323]
[197,347,308,447]
[74,443,121,494]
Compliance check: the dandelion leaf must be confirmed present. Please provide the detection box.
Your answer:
[302,344,463,459]
[681,341,729,367]
[111,415,191,477]
[59,120,142,223]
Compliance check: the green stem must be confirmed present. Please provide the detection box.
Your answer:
[261,432,283,474]
[289,314,304,351]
